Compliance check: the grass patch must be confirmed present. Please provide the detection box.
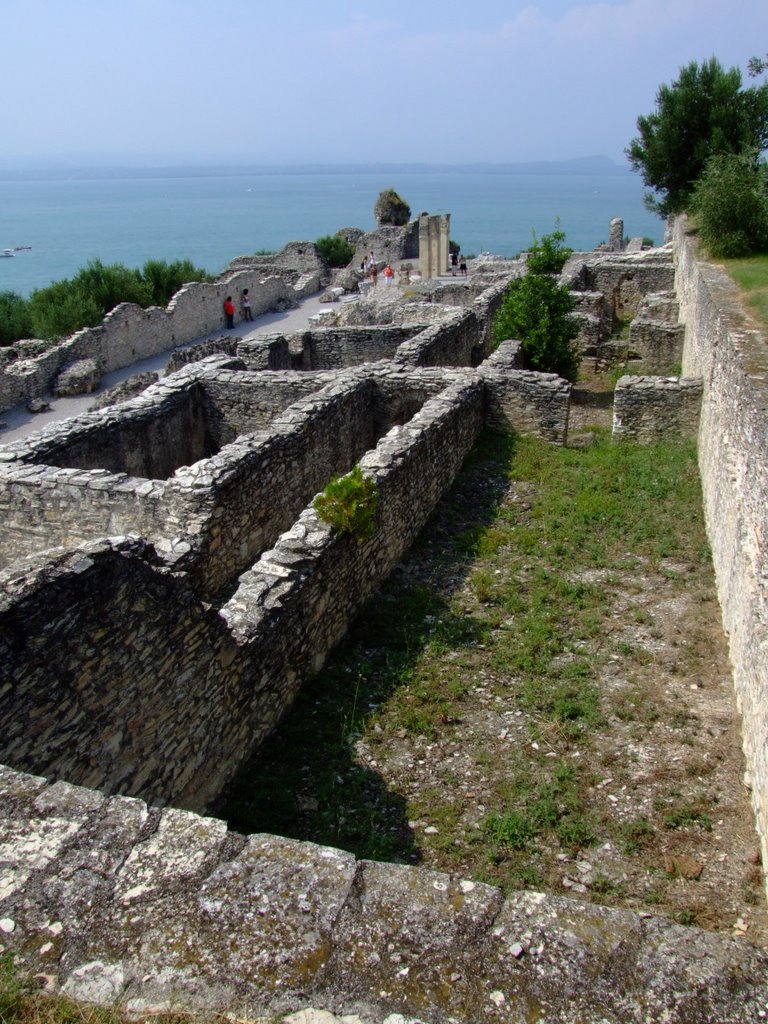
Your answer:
[720,254,768,333]
[216,428,721,916]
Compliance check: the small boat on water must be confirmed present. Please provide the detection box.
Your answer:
[1,249,15,258]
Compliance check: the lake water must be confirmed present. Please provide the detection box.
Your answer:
[0,169,663,297]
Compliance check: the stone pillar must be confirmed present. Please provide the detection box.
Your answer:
[609,218,624,252]
[418,213,451,279]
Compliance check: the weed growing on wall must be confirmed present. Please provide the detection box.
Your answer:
[313,465,380,539]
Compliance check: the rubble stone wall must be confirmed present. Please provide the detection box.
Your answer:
[394,308,484,367]
[0,766,765,1024]
[0,380,484,809]
[612,375,703,442]
[0,273,298,414]
[674,217,768,888]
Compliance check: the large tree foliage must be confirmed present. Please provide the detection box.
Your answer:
[691,152,768,258]
[626,58,768,217]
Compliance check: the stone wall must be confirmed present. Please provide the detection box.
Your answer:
[612,375,703,442]
[0,766,765,1024]
[481,362,571,443]
[0,379,484,809]
[0,272,300,414]
[674,217,768,892]
[394,309,485,367]
[562,250,676,332]
[627,292,684,371]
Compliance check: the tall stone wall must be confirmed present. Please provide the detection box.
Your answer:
[673,217,768,889]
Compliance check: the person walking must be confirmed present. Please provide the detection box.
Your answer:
[223,295,235,329]
[240,288,253,321]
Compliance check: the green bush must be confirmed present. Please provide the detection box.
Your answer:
[12,257,212,342]
[492,261,580,381]
[313,465,380,539]
[691,152,768,258]
[27,278,104,339]
[0,290,34,345]
[141,258,212,306]
[526,226,573,274]
[315,234,355,268]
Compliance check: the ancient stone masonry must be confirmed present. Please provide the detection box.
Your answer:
[1,766,766,1024]
[612,375,703,442]
[625,292,685,372]
[674,216,768,891]
[1,228,766,1021]
[418,214,450,280]
[563,248,678,364]
[0,243,326,414]
[0,372,485,807]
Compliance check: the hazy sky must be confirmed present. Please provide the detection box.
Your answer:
[1,0,765,166]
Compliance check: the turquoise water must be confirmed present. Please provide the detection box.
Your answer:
[0,170,663,297]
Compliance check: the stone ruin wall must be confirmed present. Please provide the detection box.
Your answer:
[2,237,767,1021]
[0,376,485,809]
[0,270,306,414]
[612,375,703,442]
[1,765,765,1024]
[674,217,768,883]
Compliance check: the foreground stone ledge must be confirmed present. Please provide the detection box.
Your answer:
[1,769,766,1024]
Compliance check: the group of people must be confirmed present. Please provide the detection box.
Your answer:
[223,288,253,329]
[450,251,468,276]
[361,252,395,288]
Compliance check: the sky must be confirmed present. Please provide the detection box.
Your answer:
[1,0,766,167]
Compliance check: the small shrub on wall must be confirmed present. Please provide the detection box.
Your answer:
[313,465,380,539]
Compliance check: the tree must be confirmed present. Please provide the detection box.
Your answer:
[374,189,411,226]
[626,58,768,217]
[691,151,768,258]
[493,229,580,381]
[748,54,768,77]
[0,291,34,345]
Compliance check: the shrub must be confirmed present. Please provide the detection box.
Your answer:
[313,465,380,539]
[691,152,768,258]
[0,290,34,345]
[141,258,212,306]
[21,257,212,341]
[28,278,104,339]
[492,269,580,380]
[526,226,573,274]
[315,234,355,268]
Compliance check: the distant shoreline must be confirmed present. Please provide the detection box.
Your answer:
[0,156,633,182]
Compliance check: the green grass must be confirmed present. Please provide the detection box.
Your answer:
[720,254,768,333]
[216,429,709,886]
